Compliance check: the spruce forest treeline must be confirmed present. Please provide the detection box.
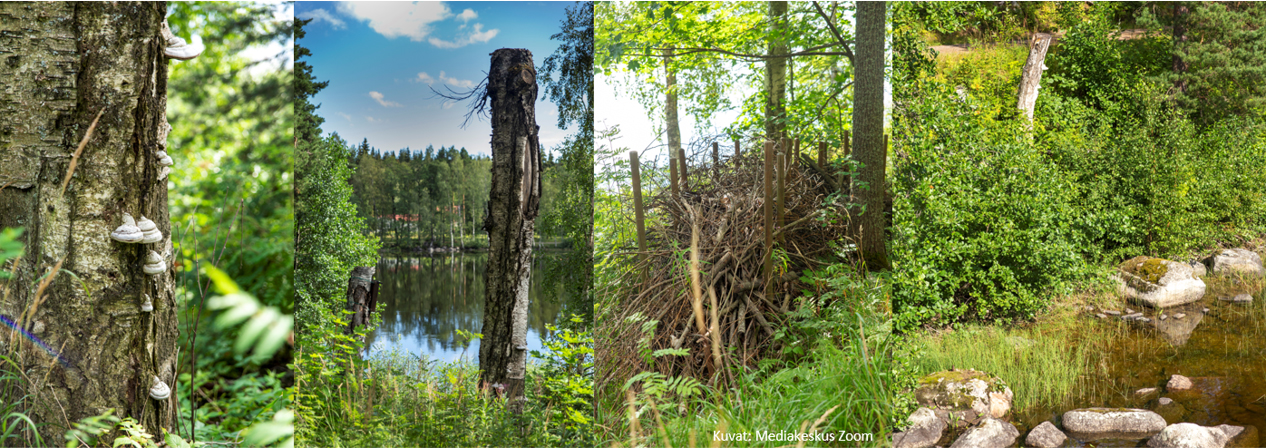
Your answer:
[346,138,573,250]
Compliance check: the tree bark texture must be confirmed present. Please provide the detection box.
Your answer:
[1016,33,1052,121]
[344,266,375,336]
[1173,3,1189,94]
[765,1,788,145]
[479,48,540,410]
[0,2,177,441]
[853,1,890,270]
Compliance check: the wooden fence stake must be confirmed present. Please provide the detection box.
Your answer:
[734,138,741,159]
[712,141,719,168]
[818,141,828,171]
[670,157,679,197]
[763,141,774,291]
[630,151,647,261]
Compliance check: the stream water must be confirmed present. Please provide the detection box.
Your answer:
[1014,280,1266,447]
[362,251,568,363]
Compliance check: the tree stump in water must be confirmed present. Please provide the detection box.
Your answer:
[344,266,376,335]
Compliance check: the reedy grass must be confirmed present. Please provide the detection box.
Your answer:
[604,319,897,447]
[909,323,1090,413]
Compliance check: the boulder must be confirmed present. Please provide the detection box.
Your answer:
[1216,425,1258,448]
[1118,256,1207,308]
[1147,423,1229,448]
[1063,408,1167,438]
[1204,249,1264,278]
[1025,421,1067,448]
[1168,375,1193,391]
[949,418,1019,448]
[892,407,946,448]
[915,369,1014,422]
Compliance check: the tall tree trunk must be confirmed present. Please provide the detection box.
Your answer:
[854,1,890,270]
[0,2,177,440]
[766,1,788,144]
[479,48,541,412]
[663,47,684,192]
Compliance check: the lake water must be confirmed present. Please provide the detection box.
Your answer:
[363,251,567,363]
[1012,276,1266,448]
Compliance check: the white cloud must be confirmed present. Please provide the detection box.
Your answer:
[366,116,380,123]
[338,1,451,42]
[416,72,435,85]
[428,23,499,49]
[439,71,475,89]
[369,91,402,108]
[443,100,456,110]
[337,112,352,121]
[456,9,477,22]
[299,8,346,29]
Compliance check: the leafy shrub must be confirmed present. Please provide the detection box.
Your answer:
[892,84,1098,328]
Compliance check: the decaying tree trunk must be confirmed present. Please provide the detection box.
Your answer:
[0,2,177,441]
[479,48,541,412]
[1016,33,1052,121]
[344,266,376,336]
[854,1,890,270]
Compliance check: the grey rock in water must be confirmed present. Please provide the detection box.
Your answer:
[1026,421,1067,448]
[1124,312,1144,320]
[1136,387,1160,398]
[1147,423,1228,448]
[1118,256,1207,308]
[1218,294,1252,304]
[1096,313,1108,319]
[949,418,1019,448]
[892,408,946,448]
[1175,313,1186,319]
[1063,408,1167,436]
[1204,248,1264,278]
[1160,314,1168,320]
[1106,310,1123,316]
[1127,308,1136,314]
[1215,424,1259,448]
[1168,375,1194,391]
[1159,397,1173,405]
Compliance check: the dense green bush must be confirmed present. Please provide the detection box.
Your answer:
[892,13,1266,328]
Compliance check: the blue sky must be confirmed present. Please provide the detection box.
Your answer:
[297,1,574,157]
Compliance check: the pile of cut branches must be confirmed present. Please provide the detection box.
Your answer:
[598,144,854,393]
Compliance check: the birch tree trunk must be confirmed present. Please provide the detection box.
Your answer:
[854,1,890,270]
[479,48,541,412]
[0,2,177,441]
[765,1,788,145]
[663,47,684,192]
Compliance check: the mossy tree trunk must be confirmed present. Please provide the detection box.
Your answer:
[0,2,177,442]
[479,48,541,411]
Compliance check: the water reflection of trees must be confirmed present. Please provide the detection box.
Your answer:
[364,251,568,356]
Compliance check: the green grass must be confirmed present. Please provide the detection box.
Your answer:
[602,317,900,447]
[909,323,1089,413]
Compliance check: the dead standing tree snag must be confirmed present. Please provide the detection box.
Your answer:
[478,48,541,412]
